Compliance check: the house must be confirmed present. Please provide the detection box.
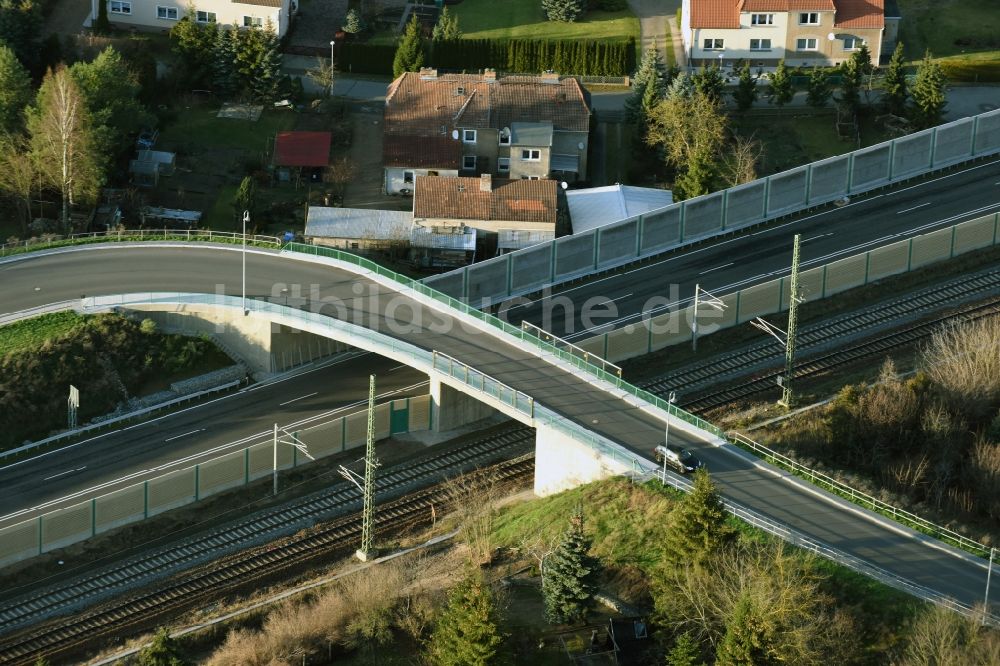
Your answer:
[681,0,886,69]
[383,69,591,194]
[92,0,295,38]
[413,175,558,253]
[566,184,673,235]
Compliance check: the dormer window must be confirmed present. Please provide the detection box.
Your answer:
[456,86,465,95]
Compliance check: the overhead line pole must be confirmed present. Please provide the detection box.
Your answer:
[780,233,802,408]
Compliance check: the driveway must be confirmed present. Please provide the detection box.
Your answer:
[628,0,683,67]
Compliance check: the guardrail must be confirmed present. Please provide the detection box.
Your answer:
[728,432,992,559]
[0,229,281,258]
[284,242,725,441]
[656,471,999,626]
[431,351,534,418]
[521,320,622,378]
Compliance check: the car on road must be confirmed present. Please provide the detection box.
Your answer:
[653,443,703,474]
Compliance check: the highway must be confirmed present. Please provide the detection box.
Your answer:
[1,244,997,616]
[504,158,1000,338]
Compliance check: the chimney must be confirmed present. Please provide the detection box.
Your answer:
[480,173,493,192]
[419,67,438,79]
[483,68,497,82]
[541,70,560,84]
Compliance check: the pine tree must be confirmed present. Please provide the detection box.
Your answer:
[692,64,725,104]
[432,6,461,41]
[393,15,425,77]
[766,60,793,106]
[170,10,218,88]
[883,41,908,116]
[212,27,238,98]
[344,8,362,34]
[666,632,705,666]
[851,41,873,77]
[838,56,862,112]
[542,507,601,625]
[910,50,946,129]
[541,0,586,23]
[137,627,188,666]
[667,72,694,100]
[674,150,715,200]
[234,175,256,224]
[0,42,31,134]
[663,468,735,566]
[805,66,831,108]
[247,21,282,101]
[731,59,758,112]
[425,570,503,666]
[93,0,110,33]
[715,593,772,666]
[625,43,666,123]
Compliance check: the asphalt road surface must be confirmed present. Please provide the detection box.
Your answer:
[1,245,997,614]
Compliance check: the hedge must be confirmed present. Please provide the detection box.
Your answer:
[337,37,636,77]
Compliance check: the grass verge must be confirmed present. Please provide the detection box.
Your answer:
[453,0,640,43]
[0,311,86,357]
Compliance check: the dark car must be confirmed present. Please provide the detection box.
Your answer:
[653,443,703,474]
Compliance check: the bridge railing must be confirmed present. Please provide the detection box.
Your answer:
[431,351,534,418]
[0,229,281,258]
[285,242,726,441]
[729,432,992,559]
[656,471,1000,626]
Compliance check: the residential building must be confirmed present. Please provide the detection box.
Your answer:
[91,0,295,38]
[383,69,591,194]
[681,0,886,69]
[566,185,673,235]
[412,175,558,245]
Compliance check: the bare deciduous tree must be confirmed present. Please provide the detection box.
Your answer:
[723,134,763,187]
[922,319,1000,421]
[445,469,504,566]
[307,56,337,97]
[894,604,1000,666]
[0,134,37,234]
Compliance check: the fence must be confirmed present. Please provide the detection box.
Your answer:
[578,212,1000,364]
[0,229,281,258]
[424,108,1000,304]
[657,470,999,626]
[0,395,432,569]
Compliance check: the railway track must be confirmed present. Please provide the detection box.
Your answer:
[667,295,1000,413]
[0,425,535,663]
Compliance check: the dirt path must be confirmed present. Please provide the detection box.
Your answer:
[627,0,679,67]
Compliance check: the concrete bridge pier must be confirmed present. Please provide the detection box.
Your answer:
[429,377,496,432]
[533,422,632,497]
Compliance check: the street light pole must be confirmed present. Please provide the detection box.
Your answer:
[242,210,249,315]
[985,546,996,626]
[329,40,336,96]
[662,391,676,483]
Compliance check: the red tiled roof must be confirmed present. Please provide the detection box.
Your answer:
[833,0,884,28]
[413,176,557,224]
[690,0,741,29]
[742,0,835,10]
[273,131,331,167]
[383,135,460,169]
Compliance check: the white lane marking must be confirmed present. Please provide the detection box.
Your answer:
[43,466,85,481]
[896,202,931,214]
[388,364,408,372]
[698,262,734,275]
[279,392,318,406]
[802,233,834,243]
[593,292,633,306]
[164,429,204,442]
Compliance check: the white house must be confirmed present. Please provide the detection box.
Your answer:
[92,0,294,38]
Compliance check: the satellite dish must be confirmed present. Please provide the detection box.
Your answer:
[827,32,836,41]
[451,129,459,140]
[577,142,585,150]
[560,181,568,190]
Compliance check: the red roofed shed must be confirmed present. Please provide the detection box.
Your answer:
[273,131,332,168]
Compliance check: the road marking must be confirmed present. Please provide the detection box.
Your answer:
[896,202,931,214]
[43,466,86,481]
[803,233,834,243]
[698,262,734,275]
[388,364,408,372]
[593,292,633,306]
[164,429,204,442]
[279,392,318,406]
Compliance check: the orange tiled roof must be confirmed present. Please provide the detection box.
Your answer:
[383,135,460,169]
[833,0,884,28]
[413,176,557,224]
[690,0,840,28]
[742,0,835,10]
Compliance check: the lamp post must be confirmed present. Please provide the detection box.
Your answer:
[662,391,676,483]
[242,210,249,315]
[329,40,336,96]
[985,546,996,626]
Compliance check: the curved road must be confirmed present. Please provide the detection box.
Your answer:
[1,244,997,617]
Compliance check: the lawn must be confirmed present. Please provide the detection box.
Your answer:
[157,105,297,154]
[0,312,87,358]
[896,0,1000,60]
[452,0,640,43]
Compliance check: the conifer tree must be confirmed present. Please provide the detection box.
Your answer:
[393,15,425,77]
[212,27,238,98]
[882,42,908,116]
[344,8,362,34]
[542,507,601,625]
[692,64,725,104]
[137,627,188,666]
[426,570,503,666]
[663,468,734,567]
[715,593,771,666]
[910,50,946,129]
[731,59,758,112]
[851,41,873,77]
[246,21,282,101]
[838,56,862,112]
[541,0,586,23]
[766,60,793,106]
[0,42,31,134]
[625,43,666,123]
[805,66,831,108]
[432,7,461,41]
[667,72,694,100]
[667,632,705,666]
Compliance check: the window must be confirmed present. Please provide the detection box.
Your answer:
[749,38,771,50]
[243,15,263,27]
[498,157,510,172]
[521,149,540,161]
[843,37,863,50]
[796,38,818,51]
[109,1,131,14]
[702,38,724,50]
[799,12,819,25]
[462,155,477,170]
[499,131,510,145]
[521,175,541,180]
[403,171,414,184]
[156,6,178,19]
[462,129,477,144]
[195,10,216,22]
[350,242,359,249]
[750,14,773,25]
